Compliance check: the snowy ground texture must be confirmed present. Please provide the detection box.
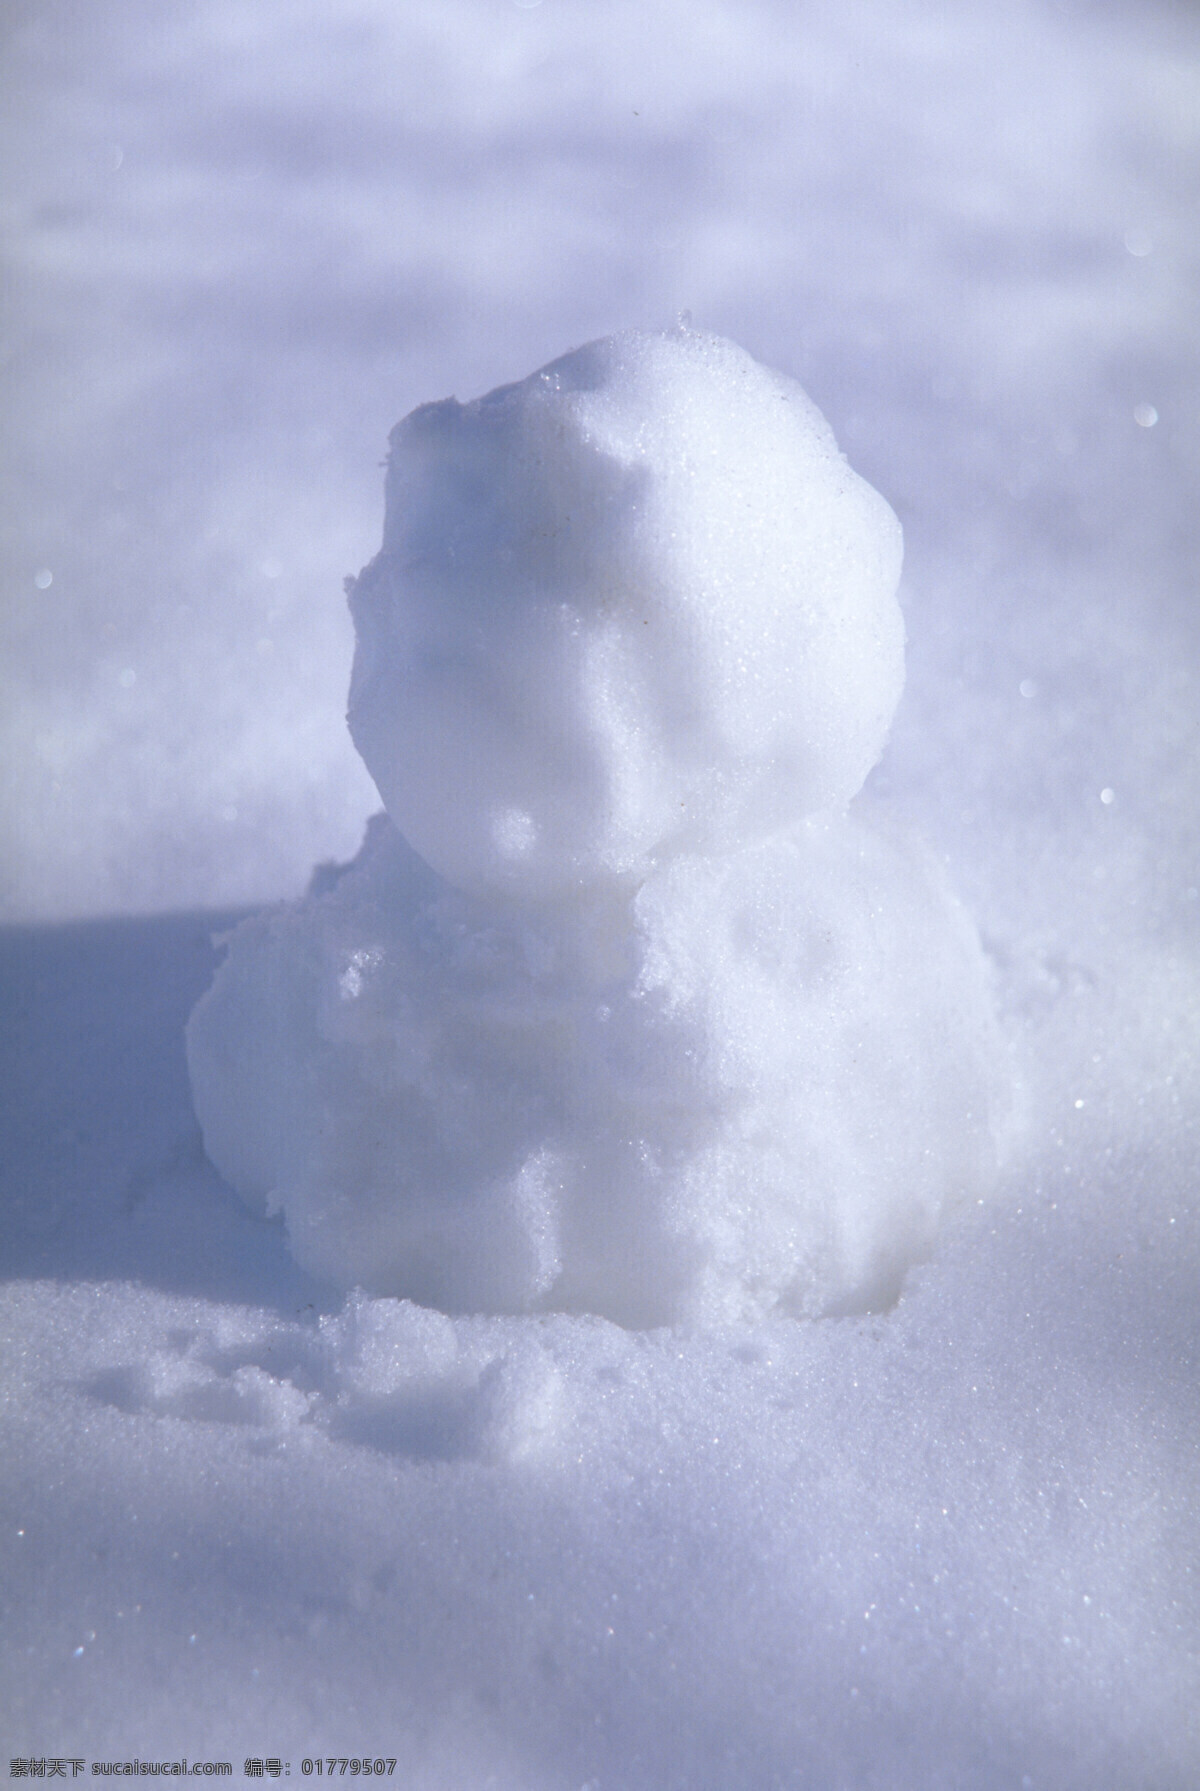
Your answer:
[2,0,1199,1783]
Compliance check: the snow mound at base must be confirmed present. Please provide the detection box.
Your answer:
[188,809,1005,1325]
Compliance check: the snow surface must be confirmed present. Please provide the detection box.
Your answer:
[2,0,1199,1784]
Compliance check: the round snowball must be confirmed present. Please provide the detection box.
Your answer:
[347,328,904,897]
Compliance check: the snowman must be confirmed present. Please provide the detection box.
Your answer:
[189,327,1007,1327]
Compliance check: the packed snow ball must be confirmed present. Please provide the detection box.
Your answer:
[188,327,1007,1326]
[346,326,905,897]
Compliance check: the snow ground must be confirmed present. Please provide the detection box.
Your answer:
[2,0,1198,1782]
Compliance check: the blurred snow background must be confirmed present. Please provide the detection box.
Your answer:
[2,0,1199,1782]
[4,0,1197,926]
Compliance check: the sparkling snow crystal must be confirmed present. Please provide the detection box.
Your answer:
[187,327,1007,1325]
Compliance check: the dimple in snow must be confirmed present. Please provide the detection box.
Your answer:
[187,326,1007,1327]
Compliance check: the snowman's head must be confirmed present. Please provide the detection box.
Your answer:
[348,327,904,898]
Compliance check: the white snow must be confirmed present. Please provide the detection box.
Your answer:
[189,330,1003,1327]
[347,329,904,895]
[190,329,1002,1325]
[2,0,1199,1784]
[187,803,1006,1327]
